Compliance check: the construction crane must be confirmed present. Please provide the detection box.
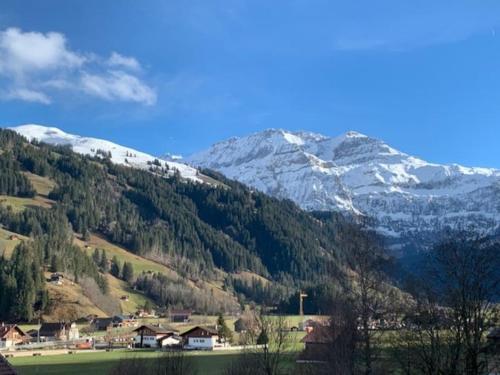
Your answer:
[299,291,308,316]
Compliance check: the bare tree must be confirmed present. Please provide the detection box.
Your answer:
[430,237,499,375]
[392,235,500,375]
[224,311,292,375]
[340,227,389,375]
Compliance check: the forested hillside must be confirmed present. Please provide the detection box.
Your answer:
[0,129,365,320]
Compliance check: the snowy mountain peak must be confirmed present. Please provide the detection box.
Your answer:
[187,129,500,248]
[9,124,202,182]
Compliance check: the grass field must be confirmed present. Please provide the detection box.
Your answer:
[0,227,28,259]
[8,350,250,375]
[23,172,56,197]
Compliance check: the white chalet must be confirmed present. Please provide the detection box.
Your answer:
[133,325,180,348]
[181,326,219,350]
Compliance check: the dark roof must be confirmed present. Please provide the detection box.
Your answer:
[133,325,177,335]
[0,325,26,339]
[169,309,192,315]
[113,315,136,322]
[181,326,218,337]
[0,354,17,375]
[93,318,114,329]
[39,323,68,336]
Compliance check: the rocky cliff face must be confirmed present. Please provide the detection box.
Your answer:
[187,129,500,251]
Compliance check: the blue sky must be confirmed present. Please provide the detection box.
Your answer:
[1,0,500,167]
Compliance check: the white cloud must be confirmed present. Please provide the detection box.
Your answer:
[4,88,52,104]
[107,52,141,71]
[0,27,84,76]
[81,70,157,105]
[0,27,156,106]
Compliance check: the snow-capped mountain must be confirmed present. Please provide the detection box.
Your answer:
[187,129,500,248]
[10,124,201,182]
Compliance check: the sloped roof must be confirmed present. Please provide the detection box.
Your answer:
[0,325,26,339]
[133,325,177,335]
[169,309,192,315]
[300,325,334,344]
[39,323,71,336]
[181,326,218,337]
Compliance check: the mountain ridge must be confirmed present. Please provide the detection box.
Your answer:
[7,124,500,251]
[186,128,500,249]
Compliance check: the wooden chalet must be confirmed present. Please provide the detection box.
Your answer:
[0,324,28,349]
[181,326,219,350]
[91,317,114,331]
[39,322,79,341]
[169,309,191,323]
[133,325,179,348]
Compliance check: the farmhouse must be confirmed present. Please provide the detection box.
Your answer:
[169,309,191,323]
[181,326,219,350]
[133,325,180,348]
[91,317,114,331]
[0,324,28,349]
[112,315,137,328]
[39,322,79,341]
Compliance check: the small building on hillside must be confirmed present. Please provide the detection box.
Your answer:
[0,324,28,349]
[133,325,180,348]
[112,315,137,328]
[39,322,79,341]
[0,354,17,375]
[91,317,114,332]
[169,309,191,323]
[135,308,156,318]
[181,326,219,350]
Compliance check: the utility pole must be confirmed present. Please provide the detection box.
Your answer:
[299,291,308,316]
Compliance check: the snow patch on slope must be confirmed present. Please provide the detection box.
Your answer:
[10,124,201,182]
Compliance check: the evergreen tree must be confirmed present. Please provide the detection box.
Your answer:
[216,313,233,343]
[99,250,109,273]
[92,248,100,264]
[122,262,134,283]
[82,228,91,242]
[110,256,121,278]
[143,300,153,313]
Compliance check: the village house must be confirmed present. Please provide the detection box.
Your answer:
[112,315,137,328]
[0,324,28,349]
[169,309,191,323]
[38,322,79,342]
[49,273,64,286]
[181,326,219,350]
[133,325,180,348]
[91,317,114,332]
[135,308,156,318]
[299,324,335,362]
